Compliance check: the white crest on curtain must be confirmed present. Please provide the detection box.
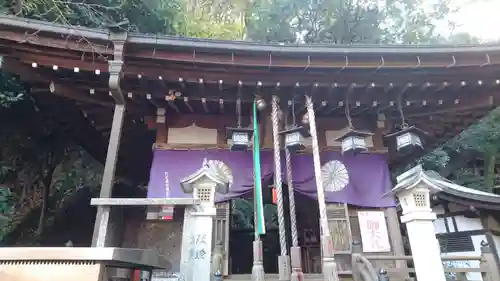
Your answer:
[321,160,349,192]
[207,160,233,189]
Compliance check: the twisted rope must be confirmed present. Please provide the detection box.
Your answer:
[305,95,330,236]
[271,95,287,256]
[285,147,298,246]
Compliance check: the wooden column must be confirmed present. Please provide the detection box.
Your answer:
[385,207,408,277]
[91,31,128,247]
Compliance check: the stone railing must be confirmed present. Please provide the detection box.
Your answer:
[351,241,500,281]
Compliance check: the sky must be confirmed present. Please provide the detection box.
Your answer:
[449,0,500,41]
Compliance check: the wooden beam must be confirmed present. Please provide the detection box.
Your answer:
[8,51,500,88]
[165,95,180,113]
[201,98,209,113]
[403,97,493,119]
[38,82,113,106]
[0,31,112,54]
[219,99,224,114]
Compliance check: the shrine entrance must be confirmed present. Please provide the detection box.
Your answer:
[228,185,321,275]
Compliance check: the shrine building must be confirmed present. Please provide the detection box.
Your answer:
[0,14,500,281]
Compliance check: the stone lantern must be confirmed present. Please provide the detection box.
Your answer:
[179,159,231,281]
[390,165,446,281]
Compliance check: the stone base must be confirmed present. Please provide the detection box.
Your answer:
[226,274,353,281]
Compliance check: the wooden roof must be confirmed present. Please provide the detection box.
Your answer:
[0,15,499,180]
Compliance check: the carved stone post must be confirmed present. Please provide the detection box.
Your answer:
[271,95,291,281]
[305,96,340,281]
[392,165,445,281]
[179,160,230,281]
[91,31,127,247]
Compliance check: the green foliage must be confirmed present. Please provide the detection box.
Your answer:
[20,0,183,34]
[451,109,500,153]
[0,70,25,108]
[0,189,14,214]
[244,0,297,43]
[244,0,460,44]
[231,199,278,230]
[5,0,482,44]
[177,0,245,40]
[0,146,103,243]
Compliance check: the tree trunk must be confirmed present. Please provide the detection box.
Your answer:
[484,149,496,192]
[36,166,55,236]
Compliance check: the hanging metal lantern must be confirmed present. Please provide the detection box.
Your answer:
[255,96,267,111]
[226,127,253,151]
[279,126,309,153]
[384,125,428,155]
[335,128,373,154]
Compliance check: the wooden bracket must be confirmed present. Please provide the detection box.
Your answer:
[108,31,127,105]
[156,108,167,143]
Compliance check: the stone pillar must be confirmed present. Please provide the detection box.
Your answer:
[179,160,230,281]
[183,203,217,281]
[392,165,446,281]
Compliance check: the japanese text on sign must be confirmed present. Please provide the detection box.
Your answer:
[358,211,391,252]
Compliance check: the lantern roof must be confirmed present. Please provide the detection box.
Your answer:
[334,128,373,142]
[179,158,230,194]
[384,125,429,137]
[226,126,254,138]
[391,165,500,208]
[279,125,310,137]
[383,125,430,147]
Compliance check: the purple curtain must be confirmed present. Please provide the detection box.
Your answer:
[147,149,395,207]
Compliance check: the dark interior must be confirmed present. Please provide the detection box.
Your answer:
[229,184,320,274]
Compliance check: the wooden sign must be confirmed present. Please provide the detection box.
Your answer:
[358,211,391,252]
[151,271,184,281]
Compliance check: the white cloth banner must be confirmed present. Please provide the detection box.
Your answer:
[358,211,391,252]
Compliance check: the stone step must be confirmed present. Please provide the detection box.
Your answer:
[225,274,353,281]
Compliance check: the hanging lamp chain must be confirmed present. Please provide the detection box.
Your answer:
[236,98,242,128]
[397,88,408,129]
[345,85,353,129]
